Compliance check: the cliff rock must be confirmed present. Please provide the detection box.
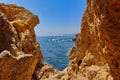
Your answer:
[35,0,120,80]
[69,0,120,79]
[1,0,120,79]
[0,3,43,80]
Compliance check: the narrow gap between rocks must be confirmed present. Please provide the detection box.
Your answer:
[37,36,76,70]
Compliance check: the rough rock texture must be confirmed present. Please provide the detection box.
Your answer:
[0,3,43,80]
[33,63,62,80]
[35,0,120,80]
[1,0,120,80]
[68,0,120,80]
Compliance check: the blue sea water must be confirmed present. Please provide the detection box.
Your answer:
[37,36,75,70]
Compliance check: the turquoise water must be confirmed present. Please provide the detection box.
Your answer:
[37,36,75,70]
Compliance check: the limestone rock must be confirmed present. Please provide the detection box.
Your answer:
[0,3,43,80]
[33,62,62,80]
[35,0,120,80]
[1,0,119,79]
[68,0,120,80]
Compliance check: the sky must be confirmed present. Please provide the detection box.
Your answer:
[0,0,86,36]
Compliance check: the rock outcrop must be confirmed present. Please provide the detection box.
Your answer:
[0,0,120,80]
[0,3,43,80]
[34,0,120,80]
[68,0,120,80]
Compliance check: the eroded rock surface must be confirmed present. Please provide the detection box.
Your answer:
[0,3,43,80]
[35,0,120,80]
[68,0,120,80]
[0,0,120,79]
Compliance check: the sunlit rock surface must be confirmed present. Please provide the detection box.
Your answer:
[0,3,43,80]
[35,0,120,80]
[0,0,120,79]
[68,0,120,80]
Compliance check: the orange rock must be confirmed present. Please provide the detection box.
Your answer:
[35,0,120,80]
[0,3,43,80]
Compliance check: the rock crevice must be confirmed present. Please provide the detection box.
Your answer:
[34,0,120,80]
[0,0,120,80]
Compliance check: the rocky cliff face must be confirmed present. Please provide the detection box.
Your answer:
[0,3,43,80]
[0,0,120,80]
[68,0,120,80]
[34,0,120,80]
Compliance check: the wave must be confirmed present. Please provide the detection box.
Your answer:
[48,38,59,42]
[48,38,72,42]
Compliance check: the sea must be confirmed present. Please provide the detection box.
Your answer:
[37,36,75,70]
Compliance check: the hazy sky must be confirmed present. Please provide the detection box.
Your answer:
[0,0,86,36]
